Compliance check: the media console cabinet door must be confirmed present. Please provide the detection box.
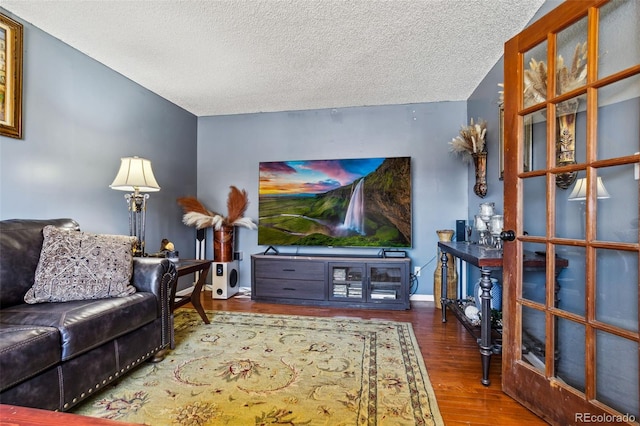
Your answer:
[329,263,364,301]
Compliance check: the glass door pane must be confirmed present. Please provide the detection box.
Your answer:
[556,17,588,97]
[329,263,363,301]
[524,42,549,108]
[598,0,640,78]
[596,331,639,417]
[368,265,403,302]
[596,164,637,243]
[597,75,640,161]
[555,245,586,315]
[523,175,547,237]
[521,305,546,373]
[595,248,638,333]
[555,317,586,392]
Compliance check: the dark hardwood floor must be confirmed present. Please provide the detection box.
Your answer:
[199,293,547,425]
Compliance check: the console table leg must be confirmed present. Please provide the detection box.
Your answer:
[479,267,493,386]
[440,251,448,323]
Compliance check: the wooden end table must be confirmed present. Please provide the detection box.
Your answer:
[171,259,212,326]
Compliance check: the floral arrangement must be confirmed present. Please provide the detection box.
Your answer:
[449,118,487,162]
[177,186,257,230]
[524,42,587,105]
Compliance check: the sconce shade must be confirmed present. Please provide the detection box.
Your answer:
[568,177,610,201]
[110,157,160,192]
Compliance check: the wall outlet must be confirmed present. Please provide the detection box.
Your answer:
[414,266,421,277]
[234,251,243,261]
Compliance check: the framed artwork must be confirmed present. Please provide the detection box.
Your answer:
[0,13,23,139]
[499,106,532,180]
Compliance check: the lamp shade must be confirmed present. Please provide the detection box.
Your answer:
[568,177,610,201]
[110,157,160,192]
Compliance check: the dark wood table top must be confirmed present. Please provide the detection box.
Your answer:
[173,259,212,275]
[438,241,568,270]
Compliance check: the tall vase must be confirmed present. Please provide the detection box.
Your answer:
[213,225,234,262]
[472,152,488,198]
[433,229,458,309]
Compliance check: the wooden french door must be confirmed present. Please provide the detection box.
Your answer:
[502,0,639,424]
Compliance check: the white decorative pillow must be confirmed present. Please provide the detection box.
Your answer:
[24,226,137,304]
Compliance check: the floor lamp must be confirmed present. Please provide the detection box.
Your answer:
[110,156,160,256]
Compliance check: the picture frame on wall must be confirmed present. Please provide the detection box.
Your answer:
[0,13,23,139]
[499,106,532,180]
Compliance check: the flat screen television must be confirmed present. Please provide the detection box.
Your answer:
[258,156,411,248]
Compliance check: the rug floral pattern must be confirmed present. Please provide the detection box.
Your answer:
[73,310,443,425]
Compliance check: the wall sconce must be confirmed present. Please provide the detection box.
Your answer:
[110,156,160,256]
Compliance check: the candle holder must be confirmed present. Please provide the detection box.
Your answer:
[489,214,504,250]
[474,214,489,246]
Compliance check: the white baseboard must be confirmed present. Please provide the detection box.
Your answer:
[409,294,434,302]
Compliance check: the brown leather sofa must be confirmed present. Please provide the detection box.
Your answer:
[0,218,177,411]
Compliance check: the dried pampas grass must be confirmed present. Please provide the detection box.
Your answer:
[449,118,487,162]
[557,42,587,94]
[524,42,587,106]
[176,187,256,230]
[182,211,224,229]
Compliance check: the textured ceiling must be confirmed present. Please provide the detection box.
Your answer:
[0,0,545,117]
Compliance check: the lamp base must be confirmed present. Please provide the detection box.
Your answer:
[125,192,149,257]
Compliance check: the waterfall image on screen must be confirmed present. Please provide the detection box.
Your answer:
[342,178,365,234]
[258,157,411,248]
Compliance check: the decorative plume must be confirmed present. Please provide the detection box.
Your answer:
[226,186,250,225]
[177,188,256,231]
[177,196,217,217]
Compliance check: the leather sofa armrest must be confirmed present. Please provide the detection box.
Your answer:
[132,257,177,348]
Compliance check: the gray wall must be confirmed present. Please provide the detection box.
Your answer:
[0,2,566,299]
[0,9,198,258]
[197,103,469,295]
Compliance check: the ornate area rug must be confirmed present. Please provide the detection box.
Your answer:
[73,310,443,425]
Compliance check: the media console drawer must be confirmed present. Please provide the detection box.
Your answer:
[254,278,325,300]
[253,259,325,281]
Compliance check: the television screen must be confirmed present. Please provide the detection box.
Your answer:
[258,157,411,247]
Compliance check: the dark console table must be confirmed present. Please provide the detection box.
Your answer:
[438,242,568,386]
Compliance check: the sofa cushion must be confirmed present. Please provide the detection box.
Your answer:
[0,323,61,391]
[0,219,80,308]
[24,226,137,304]
[0,294,156,360]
